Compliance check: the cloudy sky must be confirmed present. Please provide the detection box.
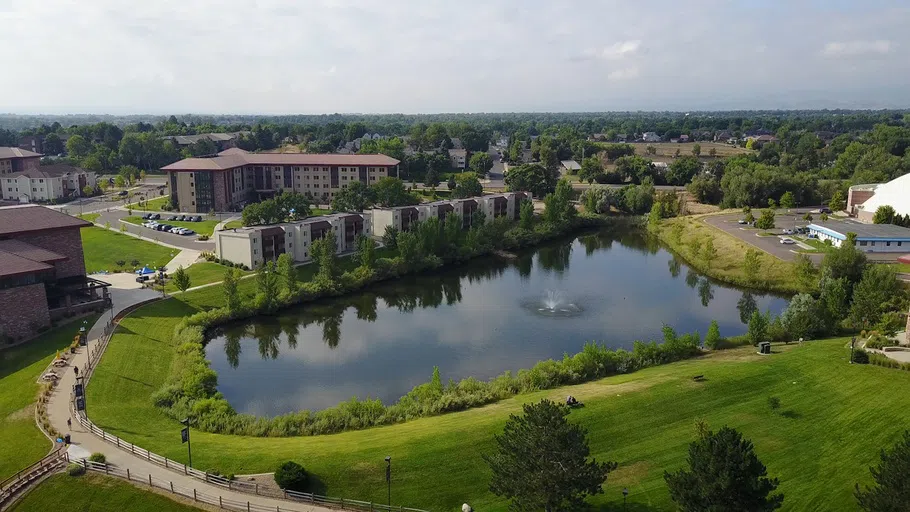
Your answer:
[2,0,909,114]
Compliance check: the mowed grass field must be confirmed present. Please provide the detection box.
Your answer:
[654,216,807,294]
[9,473,203,512]
[0,315,100,481]
[81,226,176,273]
[628,141,752,160]
[126,195,170,212]
[87,280,910,512]
[165,262,251,292]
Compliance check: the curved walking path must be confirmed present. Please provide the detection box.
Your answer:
[42,276,335,512]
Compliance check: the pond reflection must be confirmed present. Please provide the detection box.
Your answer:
[206,229,789,416]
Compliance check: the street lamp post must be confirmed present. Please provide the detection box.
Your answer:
[850,336,856,364]
[622,488,629,508]
[385,456,391,507]
[181,418,192,468]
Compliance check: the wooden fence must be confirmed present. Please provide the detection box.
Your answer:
[76,458,426,512]
[0,448,68,509]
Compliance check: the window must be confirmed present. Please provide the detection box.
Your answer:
[886,241,891,247]
[254,249,258,255]
[871,241,876,246]
[899,242,903,247]
[39,179,44,183]
[859,241,868,246]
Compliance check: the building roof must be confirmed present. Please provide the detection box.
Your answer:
[5,164,89,180]
[808,221,910,241]
[560,160,581,170]
[162,132,250,146]
[217,147,250,156]
[0,239,65,263]
[0,251,53,278]
[856,173,910,218]
[0,205,91,236]
[0,147,42,159]
[161,153,401,171]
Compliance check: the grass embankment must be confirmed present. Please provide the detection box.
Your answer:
[0,315,100,480]
[81,226,176,273]
[9,473,203,512]
[654,216,807,294]
[126,195,170,212]
[165,262,251,292]
[87,315,910,511]
[123,216,220,237]
[223,220,243,229]
[77,213,100,223]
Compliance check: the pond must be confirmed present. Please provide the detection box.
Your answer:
[205,229,789,416]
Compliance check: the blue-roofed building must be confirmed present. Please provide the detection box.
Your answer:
[807,221,910,253]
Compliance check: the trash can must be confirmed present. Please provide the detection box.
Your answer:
[759,342,771,355]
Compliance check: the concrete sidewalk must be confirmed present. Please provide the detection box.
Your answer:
[41,277,336,512]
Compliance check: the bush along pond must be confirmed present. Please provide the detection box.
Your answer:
[150,214,787,437]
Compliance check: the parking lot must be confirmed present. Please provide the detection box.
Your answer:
[138,213,204,237]
[703,210,821,262]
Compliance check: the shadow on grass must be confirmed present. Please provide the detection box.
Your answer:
[780,409,802,419]
[0,314,102,381]
[592,502,663,511]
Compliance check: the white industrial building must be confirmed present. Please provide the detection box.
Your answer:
[851,173,910,223]
[807,221,910,253]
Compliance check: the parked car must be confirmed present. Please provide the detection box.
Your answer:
[135,275,150,283]
[141,213,151,220]
[157,224,171,231]
[193,215,202,222]
[150,213,160,220]
[820,207,832,214]
[738,219,747,225]
[170,227,185,234]
[783,229,793,235]
[118,190,128,196]
[175,215,185,221]
[168,215,178,221]
[182,229,195,235]
[780,238,795,245]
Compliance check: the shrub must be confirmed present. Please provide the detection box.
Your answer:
[67,463,86,476]
[130,259,140,267]
[274,461,308,491]
[852,349,870,364]
[115,259,126,267]
[865,333,897,350]
[767,396,781,411]
[198,235,210,241]
[88,452,106,463]
[704,320,722,349]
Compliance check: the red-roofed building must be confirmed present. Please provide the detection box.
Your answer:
[161,153,400,213]
[0,205,109,342]
[0,147,42,176]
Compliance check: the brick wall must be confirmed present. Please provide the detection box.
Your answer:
[0,284,50,341]
[17,227,86,279]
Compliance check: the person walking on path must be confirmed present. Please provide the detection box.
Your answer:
[73,366,79,377]
[66,418,71,430]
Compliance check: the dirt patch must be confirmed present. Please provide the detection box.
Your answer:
[609,461,652,487]
[543,377,668,403]
[6,404,34,421]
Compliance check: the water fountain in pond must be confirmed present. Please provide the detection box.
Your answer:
[522,289,584,317]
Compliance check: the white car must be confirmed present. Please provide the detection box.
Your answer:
[783,229,793,235]
[780,237,795,245]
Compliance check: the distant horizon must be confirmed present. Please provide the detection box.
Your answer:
[3,1,909,115]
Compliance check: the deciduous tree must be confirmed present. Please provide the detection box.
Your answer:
[331,181,376,212]
[452,172,483,199]
[172,265,191,293]
[469,152,493,176]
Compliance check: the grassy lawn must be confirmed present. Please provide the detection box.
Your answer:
[654,216,807,294]
[165,262,250,292]
[223,220,243,229]
[126,195,170,212]
[0,315,100,481]
[81,226,176,273]
[9,473,203,512]
[78,213,100,223]
[123,216,219,237]
[612,141,753,160]
[884,262,910,274]
[87,309,910,512]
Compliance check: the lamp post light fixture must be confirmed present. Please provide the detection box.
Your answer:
[180,418,193,468]
[385,456,392,507]
[622,488,629,508]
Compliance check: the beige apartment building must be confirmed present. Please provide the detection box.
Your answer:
[1,165,97,203]
[370,191,528,234]
[161,148,400,213]
[214,213,371,269]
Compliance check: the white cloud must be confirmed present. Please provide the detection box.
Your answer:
[608,67,640,81]
[822,40,893,57]
[587,40,642,60]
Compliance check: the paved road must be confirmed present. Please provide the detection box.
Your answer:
[42,277,334,512]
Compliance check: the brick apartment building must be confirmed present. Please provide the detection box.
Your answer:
[370,191,529,234]
[161,149,400,213]
[0,205,110,342]
[0,147,42,176]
